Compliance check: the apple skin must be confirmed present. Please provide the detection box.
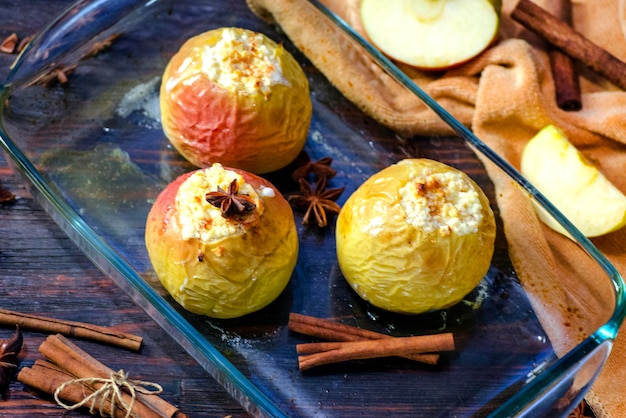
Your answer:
[336,159,496,314]
[145,166,298,319]
[360,0,500,71]
[160,27,312,174]
[521,125,626,238]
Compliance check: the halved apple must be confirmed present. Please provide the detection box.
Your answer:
[521,125,626,238]
[360,0,500,70]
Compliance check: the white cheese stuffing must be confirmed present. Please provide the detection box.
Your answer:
[399,170,483,236]
[175,164,263,242]
[199,28,288,97]
[259,185,275,198]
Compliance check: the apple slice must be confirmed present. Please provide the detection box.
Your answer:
[521,125,626,238]
[360,0,500,70]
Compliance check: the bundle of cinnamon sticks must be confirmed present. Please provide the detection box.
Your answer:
[289,313,455,371]
[18,334,186,418]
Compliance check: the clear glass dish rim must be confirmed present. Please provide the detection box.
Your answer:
[0,0,623,416]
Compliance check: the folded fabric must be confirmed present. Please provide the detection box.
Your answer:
[246,0,626,416]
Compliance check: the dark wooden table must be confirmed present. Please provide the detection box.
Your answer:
[0,1,248,416]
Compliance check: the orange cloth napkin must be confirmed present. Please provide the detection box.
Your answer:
[247,0,626,416]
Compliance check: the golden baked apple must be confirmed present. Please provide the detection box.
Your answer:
[145,163,298,318]
[360,0,500,70]
[160,27,312,174]
[336,159,496,314]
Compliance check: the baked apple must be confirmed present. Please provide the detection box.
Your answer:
[160,27,312,174]
[145,163,298,318]
[360,0,500,70]
[336,159,496,314]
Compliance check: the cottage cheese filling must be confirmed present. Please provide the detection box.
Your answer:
[399,170,484,236]
[176,164,262,242]
[199,28,288,96]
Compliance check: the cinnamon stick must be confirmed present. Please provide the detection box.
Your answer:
[546,0,581,110]
[296,333,455,371]
[512,0,626,91]
[35,334,185,418]
[290,312,393,340]
[0,308,142,351]
[289,313,439,365]
[39,337,156,417]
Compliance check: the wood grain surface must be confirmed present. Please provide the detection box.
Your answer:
[0,1,247,416]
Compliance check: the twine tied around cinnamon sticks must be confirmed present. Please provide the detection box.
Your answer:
[18,334,186,418]
[54,369,163,418]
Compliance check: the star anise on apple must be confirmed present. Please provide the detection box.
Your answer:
[205,179,256,218]
[291,156,336,181]
[289,176,344,228]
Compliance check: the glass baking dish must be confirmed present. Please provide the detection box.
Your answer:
[0,0,623,416]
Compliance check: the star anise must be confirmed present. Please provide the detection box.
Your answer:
[291,156,336,181]
[289,176,344,227]
[0,181,15,203]
[82,33,121,59]
[205,179,256,218]
[29,63,77,87]
[0,33,17,54]
[567,401,593,418]
[16,34,34,54]
[0,325,23,389]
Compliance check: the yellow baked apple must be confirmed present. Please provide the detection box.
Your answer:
[145,164,298,318]
[160,27,312,174]
[360,0,500,70]
[521,125,626,237]
[336,159,496,314]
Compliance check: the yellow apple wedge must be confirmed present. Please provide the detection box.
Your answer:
[360,0,500,70]
[521,125,626,238]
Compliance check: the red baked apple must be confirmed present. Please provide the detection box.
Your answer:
[145,164,298,318]
[160,27,312,174]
